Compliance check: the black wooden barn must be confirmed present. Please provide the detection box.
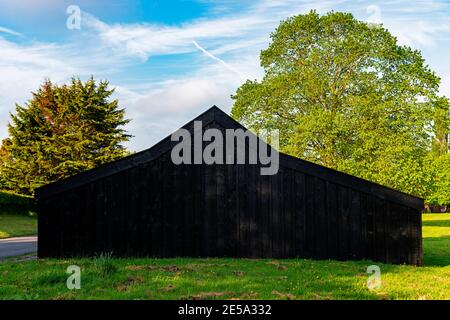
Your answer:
[36,106,423,265]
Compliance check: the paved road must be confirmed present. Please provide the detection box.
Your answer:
[0,236,37,259]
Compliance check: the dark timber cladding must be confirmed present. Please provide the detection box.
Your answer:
[36,106,424,265]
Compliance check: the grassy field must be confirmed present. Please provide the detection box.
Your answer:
[422,214,450,267]
[0,214,448,300]
[0,191,37,239]
[0,214,37,239]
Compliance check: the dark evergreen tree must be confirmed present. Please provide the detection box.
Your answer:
[0,77,131,194]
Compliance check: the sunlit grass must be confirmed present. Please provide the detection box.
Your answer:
[0,214,37,239]
[0,190,36,239]
[422,213,450,267]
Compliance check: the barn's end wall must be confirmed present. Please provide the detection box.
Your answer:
[37,152,423,265]
[36,108,423,265]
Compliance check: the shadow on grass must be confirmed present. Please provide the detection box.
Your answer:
[422,219,450,228]
[423,235,450,267]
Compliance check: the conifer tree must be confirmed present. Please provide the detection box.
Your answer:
[0,77,131,194]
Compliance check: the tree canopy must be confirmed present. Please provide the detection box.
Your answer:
[232,11,448,199]
[0,78,131,194]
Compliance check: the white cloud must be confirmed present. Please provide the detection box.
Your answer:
[0,33,136,141]
[440,76,450,97]
[82,11,270,61]
[381,17,450,47]
[130,79,231,116]
[0,38,77,139]
[122,76,235,149]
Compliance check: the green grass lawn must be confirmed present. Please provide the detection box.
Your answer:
[422,214,450,267]
[0,214,37,239]
[0,214,448,300]
[0,191,37,239]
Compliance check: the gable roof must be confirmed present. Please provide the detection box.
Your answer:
[35,106,424,209]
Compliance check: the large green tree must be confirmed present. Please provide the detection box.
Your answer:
[432,97,450,157]
[426,96,450,205]
[0,78,131,194]
[232,11,446,198]
[427,153,450,206]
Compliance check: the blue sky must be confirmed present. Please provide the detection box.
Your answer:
[1,0,450,151]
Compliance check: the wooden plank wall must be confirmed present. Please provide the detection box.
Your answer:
[37,152,423,265]
[37,121,423,265]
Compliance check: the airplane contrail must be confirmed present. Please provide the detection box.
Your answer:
[0,26,22,37]
[192,40,245,78]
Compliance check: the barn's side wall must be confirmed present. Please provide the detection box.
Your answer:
[37,151,423,265]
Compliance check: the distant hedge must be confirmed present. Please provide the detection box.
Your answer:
[0,190,35,215]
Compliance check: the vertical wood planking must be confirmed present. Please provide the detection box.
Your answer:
[126,168,136,256]
[224,162,238,257]
[182,165,195,256]
[365,194,376,261]
[349,190,361,260]
[293,171,306,258]
[271,169,281,258]
[151,159,163,257]
[337,186,350,260]
[36,145,424,264]
[255,166,262,257]
[73,187,84,256]
[384,202,395,264]
[140,163,152,256]
[237,162,247,257]
[314,177,327,258]
[172,164,183,257]
[326,182,339,260]
[279,169,287,257]
[374,198,386,263]
[282,169,292,257]
[216,162,226,257]
[86,182,96,256]
[94,179,106,254]
[260,172,271,257]
[203,161,215,256]
[398,205,409,264]
[248,165,258,258]
[304,175,315,258]
[286,169,294,257]
[359,193,368,259]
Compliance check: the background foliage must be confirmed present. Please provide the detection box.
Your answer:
[232,11,449,201]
